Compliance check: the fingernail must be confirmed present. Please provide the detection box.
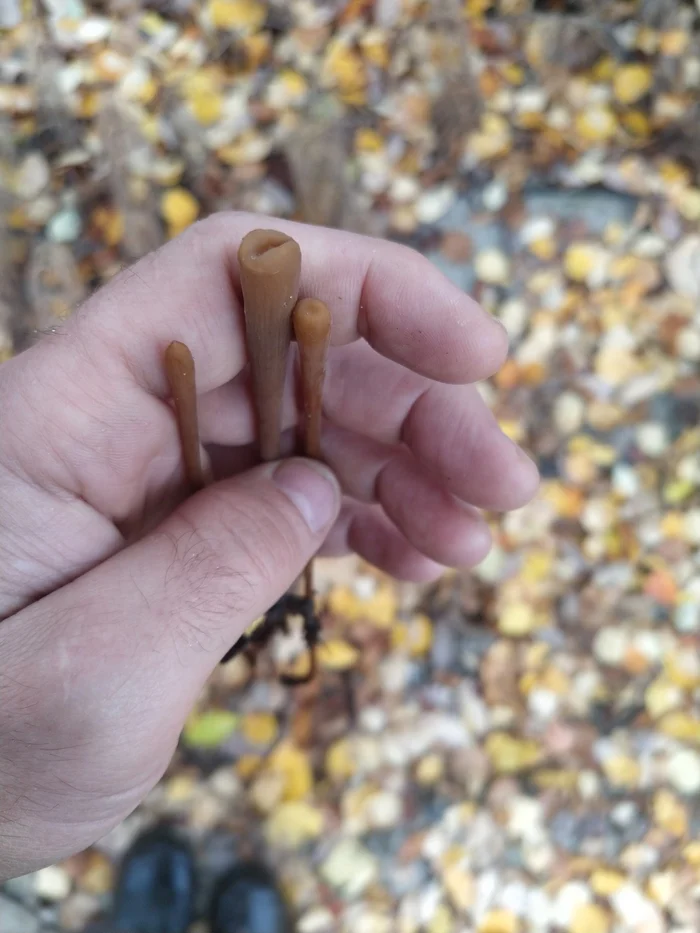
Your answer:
[273,459,339,533]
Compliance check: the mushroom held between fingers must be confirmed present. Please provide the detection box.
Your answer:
[293,297,331,462]
[164,340,206,494]
[293,297,331,598]
[238,228,302,463]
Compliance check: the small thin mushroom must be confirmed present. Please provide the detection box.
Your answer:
[293,297,331,459]
[293,297,331,598]
[164,340,206,493]
[238,229,302,462]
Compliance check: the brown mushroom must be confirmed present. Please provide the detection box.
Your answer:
[238,229,302,462]
[292,297,331,460]
[164,340,206,493]
[293,297,331,598]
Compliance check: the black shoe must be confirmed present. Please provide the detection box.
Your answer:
[210,861,291,933]
[112,826,196,933]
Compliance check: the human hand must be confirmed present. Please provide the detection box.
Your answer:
[0,213,538,877]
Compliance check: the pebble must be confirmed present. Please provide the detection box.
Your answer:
[359,705,388,733]
[189,792,228,831]
[390,175,420,205]
[612,463,641,498]
[552,881,592,927]
[482,180,508,212]
[571,902,610,933]
[46,208,82,243]
[475,249,510,285]
[416,186,455,224]
[0,0,21,27]
[298,906,334,933]
[636,422,669,457]
[614,63,652,104]
[665,236,700,299]
[14,152,50,200]
[497,298,528,339]
[674,602,700,634]
[553,392,585,434]
[366,789,402,829]
[33,866,72,901]
[645,678,683,719]
[321,838,379,898]
[58,893,100,931]
[79,850,113,895]
[666,749,700,795]
[0,897,40,933]
[528,688,559,721]
[26,195,58,225]
[208,766,242,801]
[75,15,111,43]
[478,908,519,933]
[676,327,700,361]
[594,627,629,666]
[611,884,664,933]
[265,801,324,849]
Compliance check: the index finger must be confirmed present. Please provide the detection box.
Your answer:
[63,211,507,395]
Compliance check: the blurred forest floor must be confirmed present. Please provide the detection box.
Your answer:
[2,2,700,932]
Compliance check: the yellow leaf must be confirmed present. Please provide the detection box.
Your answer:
[236,754,262,780]
[208,0,265,31]
[659,711,700,744]
[499,603,536,637]
[664,653,700,689]
[485,733,540,774]
[268,741,313,800]
[265,801,324,849]
[160,187,199,236]
[355,127,384,153]
[242,712,278,746]
[317,639,360,671]
[427,903,454,933]
[360,31,389,69]
[327,583,397,628]
[532,769,578,791]
[653,789,687,836]
[415,753,444,786]
[443,863,474,913]
[682,841,700,865]
[564,242,604,282]
[478,908,519,933]
[603,754,640,788]
[183,709,239,748]
[571,903,610,933]
[575,106,617,143]
[189,89,222,125]
[326,738,356,781]
[622,110,651,138]
[645,678,683,720]
[322,39,367,105]
[613,64,653,105]
[407,613,433,657]
[590,869,625,896]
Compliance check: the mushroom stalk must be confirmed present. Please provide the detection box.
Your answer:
[164,340,206,493]
[238,229,302,462]
[293,298,331,598]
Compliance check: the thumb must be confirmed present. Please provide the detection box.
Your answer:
[0,458,339,873]
[11,456,340,713]
[106,456,341,686]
